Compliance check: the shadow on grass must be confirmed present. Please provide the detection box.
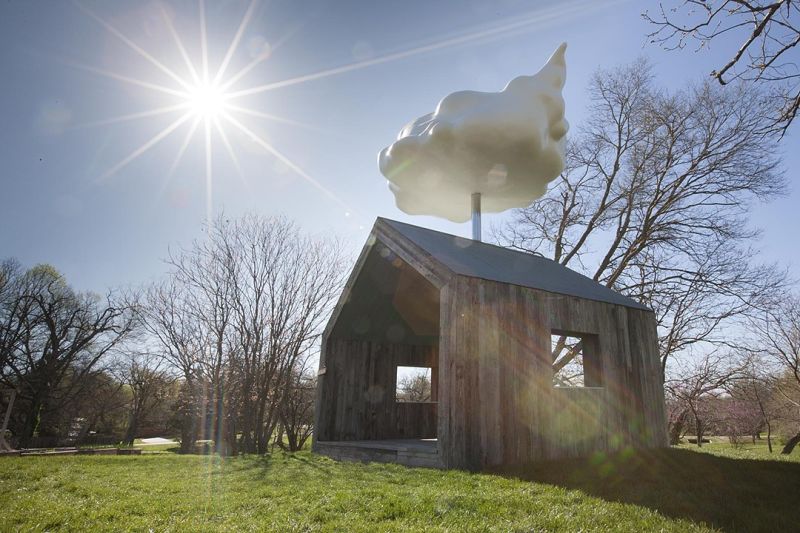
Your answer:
[492,447,800,532]
[285,451,335,473]
[161,442,216,455]
[235,450,336,481]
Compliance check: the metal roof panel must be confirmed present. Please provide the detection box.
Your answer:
[380,218,650,311]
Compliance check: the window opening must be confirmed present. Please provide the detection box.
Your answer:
[396,366,433,402]
[552,333,585,387]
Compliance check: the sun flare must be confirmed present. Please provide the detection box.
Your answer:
[76,0,600,221]
[186,83,228,120]
[74,0,351,220]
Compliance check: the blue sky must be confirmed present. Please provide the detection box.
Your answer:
[1,0,797,293]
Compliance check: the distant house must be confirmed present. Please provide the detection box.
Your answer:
[313,218,667,470]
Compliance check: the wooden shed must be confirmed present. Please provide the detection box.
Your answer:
[313,218,668,470]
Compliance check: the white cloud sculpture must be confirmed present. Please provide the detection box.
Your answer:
[379,43,568,222]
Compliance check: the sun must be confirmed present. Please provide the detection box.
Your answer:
[186,82,228,120]
[73,0,355,219]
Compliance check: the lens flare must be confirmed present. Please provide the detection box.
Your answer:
[75,0,353,220]
[187,83,227,120]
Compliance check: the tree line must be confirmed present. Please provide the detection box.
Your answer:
[0,215,341,454]
[665,298,800,453]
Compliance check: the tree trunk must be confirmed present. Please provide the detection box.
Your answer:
[36,400,61,446]
[124,412,139,446]
[766,422,773,453]
[227,417,238,456]
[695,413,704,447]
[17,395,43,449]
[668,409,688,445]
[239,403,253,454]
[781,431,800,455]
[179,419,196,454]
[255,395,269,454]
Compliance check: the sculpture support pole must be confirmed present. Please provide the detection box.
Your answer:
[471,192,481,241]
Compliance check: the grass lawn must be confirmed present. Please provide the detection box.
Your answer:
[1,441,798,532]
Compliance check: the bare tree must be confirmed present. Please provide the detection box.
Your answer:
[137,279,204,453]
[397,371,432,402]
[665,392,692,445]
[165,224,238,456]
[218,215,346,454]
[772,372,800,452]
[120,354,174,446]
[495,60,787,379]
[0,263,136,447]
[717,392,766,447]
[666,351,748,446]
[67,369,128,445]
[750,294,800,453]
[724,363,778,450]
[644,1,800,134]
[138,214,346,455]
[0,259,25,371]
[274,360,316,452]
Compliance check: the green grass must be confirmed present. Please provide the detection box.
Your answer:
[1,442,798,532]
[678,438,795,461]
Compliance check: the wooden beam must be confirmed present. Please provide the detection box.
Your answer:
[373,219,452,288]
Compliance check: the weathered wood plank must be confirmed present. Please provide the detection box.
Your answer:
[315,339,438,442]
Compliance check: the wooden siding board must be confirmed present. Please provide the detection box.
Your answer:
[437,283,452,466]
[462,276,481,470]
[477,279,502,466]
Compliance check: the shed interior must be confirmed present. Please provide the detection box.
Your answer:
[321,242,441,443]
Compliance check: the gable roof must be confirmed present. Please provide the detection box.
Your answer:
[378,218,650,311]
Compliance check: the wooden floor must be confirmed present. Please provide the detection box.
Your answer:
[314,439,441,468]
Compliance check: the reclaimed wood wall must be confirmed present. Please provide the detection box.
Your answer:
[438,276,668,469]
[316,340,438,441]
